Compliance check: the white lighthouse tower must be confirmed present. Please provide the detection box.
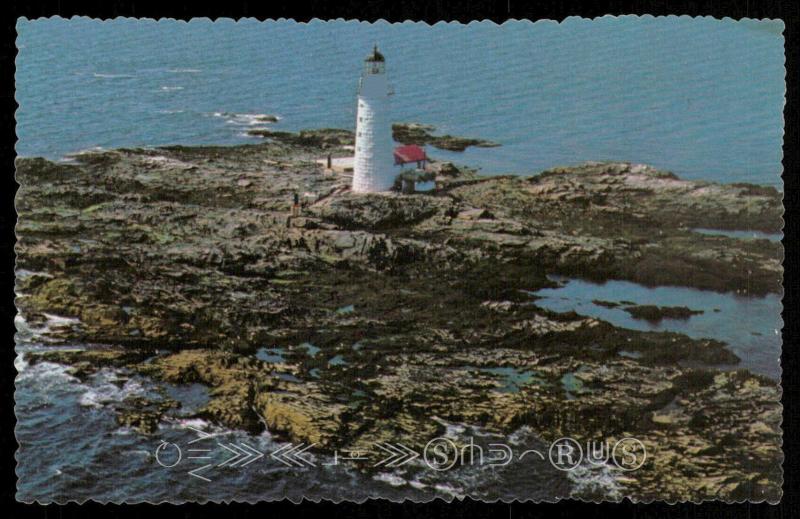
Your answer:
[352,46,395,193]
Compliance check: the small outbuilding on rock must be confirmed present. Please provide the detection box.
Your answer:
[393,144,428,169]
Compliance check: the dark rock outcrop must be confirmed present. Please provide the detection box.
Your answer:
[624,305,704,322]
[392,122,500,151]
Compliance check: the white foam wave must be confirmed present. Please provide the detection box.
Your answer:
[431,416,467,438]
[373,472,407,487]
[167,68,201,74]
[507,425,535,446]
[239,130,266,138]
[14,314,36,339]
[174,417,212,430]
[68,146,107,158]
[15,313,81,344]
[408,478,428,490]
[16,269,52,280]
[168,418,235,442]
[93,72,134,79]
[79,371,146,408]
[140,155,194,169]
[211,112,280,126]
[433,482,465,498]
[159,86,184,92]
[14,352,29,374]
[16,359,80,387]
[567,460,624,500]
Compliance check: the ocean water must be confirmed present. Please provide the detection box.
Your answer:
[14,18,786,502]
[16,17,785,186]
[15,341,572,503]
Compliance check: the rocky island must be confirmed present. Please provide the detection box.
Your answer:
[391,122,501,151]
[15,128,783,502]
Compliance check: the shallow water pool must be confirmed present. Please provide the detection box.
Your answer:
[533,276,782,380]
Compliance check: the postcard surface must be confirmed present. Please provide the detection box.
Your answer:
[14,17,784,503]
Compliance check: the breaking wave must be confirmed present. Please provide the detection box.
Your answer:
[211,112,281,126]
[92,72,134,79]
[78,370,147,408]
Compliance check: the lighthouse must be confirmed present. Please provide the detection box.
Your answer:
[352,46,395,193]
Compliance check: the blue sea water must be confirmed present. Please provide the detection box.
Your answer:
[14,18,786,502]
[14,342,571,503]
[16,17,785,186]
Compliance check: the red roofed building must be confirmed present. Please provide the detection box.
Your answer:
[393,144,428,169]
